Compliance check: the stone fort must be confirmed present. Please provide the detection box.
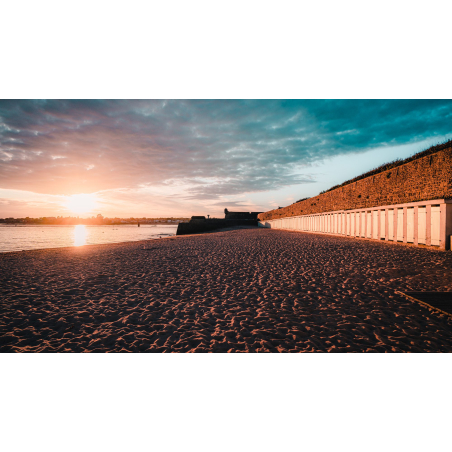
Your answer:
[176,209,261,235]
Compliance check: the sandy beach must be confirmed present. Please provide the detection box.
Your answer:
[1,227,452,352]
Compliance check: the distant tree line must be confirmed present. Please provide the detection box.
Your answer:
[0,216,190,225]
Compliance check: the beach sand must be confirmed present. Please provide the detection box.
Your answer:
[1,227,452,352]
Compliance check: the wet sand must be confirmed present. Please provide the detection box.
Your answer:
[1,228,452,352]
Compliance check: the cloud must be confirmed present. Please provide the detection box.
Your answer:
[0,192,65,217]
[0,99,451,202]
[209,201,252,207]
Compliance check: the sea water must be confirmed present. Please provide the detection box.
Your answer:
[0,224,178,253]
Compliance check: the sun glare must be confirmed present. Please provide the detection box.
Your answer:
[63,193,97,215]
[73,224,87,246]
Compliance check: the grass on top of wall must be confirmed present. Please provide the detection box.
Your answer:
[289,139,452,207]
[320,139,452,195]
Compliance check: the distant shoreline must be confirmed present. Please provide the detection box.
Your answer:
[0,220,187,226]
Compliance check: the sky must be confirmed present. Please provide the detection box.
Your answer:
[0,99,451,218]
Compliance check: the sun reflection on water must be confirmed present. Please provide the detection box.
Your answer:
[74,224,87,246]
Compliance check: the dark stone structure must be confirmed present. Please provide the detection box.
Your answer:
[176,210,262,235]
[224,208,262,220]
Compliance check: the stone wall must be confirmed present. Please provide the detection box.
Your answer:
[224,211,261,220]
[176,219,258,235]
[258,145,452,221]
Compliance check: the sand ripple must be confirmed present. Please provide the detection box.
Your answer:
[1,229,452,352]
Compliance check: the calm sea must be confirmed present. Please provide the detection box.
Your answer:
[0,224,178,253]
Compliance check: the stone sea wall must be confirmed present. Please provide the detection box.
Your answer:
[258,145,452,221]
[176,219,257,235]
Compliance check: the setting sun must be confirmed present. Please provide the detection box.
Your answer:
[63,193,97,215]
